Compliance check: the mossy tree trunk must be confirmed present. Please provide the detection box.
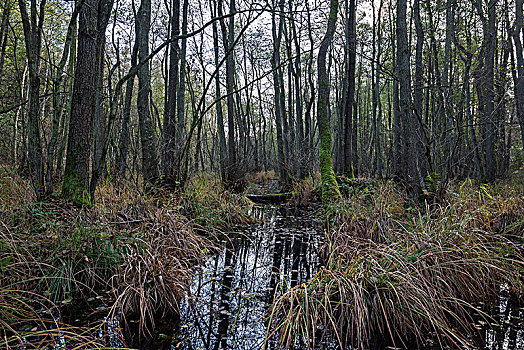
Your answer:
[136,0,159,182]
[317,0,341,203]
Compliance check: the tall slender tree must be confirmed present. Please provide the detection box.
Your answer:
[136,0,158,181]
[18,0,46,200]
[63,0,113,204]
[513,0,524,152]
[318,0,341,202]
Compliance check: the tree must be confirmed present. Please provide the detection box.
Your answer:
[136,0,158,182]
[271,0,287,186]
[317,0,341,202]
[210,0,227,180]
[162,0,180,176]
[513,0,524,152]
[62,0,113,205]
[18,0,46,200]
[218,0,237,182]
[343,0,356,177]
[396,0,422,196]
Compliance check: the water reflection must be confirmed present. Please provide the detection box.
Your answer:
[174,206,523,350]
[484,288,524,350]
[177,205,322,349]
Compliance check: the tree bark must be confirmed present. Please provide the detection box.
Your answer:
[271,0,287,186]
[317,0,341,202]
[63,0,113,204]
[18,0,46,200]
[397,0,422,196]
[343,0,356,176]
[513,0,524,152]
[210,0,227,180]
[174,0,188,179]
[136,0,158,182]
[218,0,237,180]
[162,0,180,176]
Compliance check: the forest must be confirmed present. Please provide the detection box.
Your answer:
[0,0,524,347]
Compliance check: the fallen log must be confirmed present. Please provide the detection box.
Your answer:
[246,192,292,204]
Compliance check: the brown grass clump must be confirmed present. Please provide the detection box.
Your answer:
[111,204,211,339]
[245,170,278,186]
[268,180,524,349]
[0,165,34,208]
[0,169,213,346]
[291,174,321,207]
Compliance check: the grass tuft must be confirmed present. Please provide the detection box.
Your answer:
[268,181,524,349]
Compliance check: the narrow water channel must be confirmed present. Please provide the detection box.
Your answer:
[176,205,323,349]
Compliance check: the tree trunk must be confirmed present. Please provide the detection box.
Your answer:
[162,0,180,176]
[413,0,426,179]
[317,0,341,202]
[397,0,422,196]
[210,0,227,180]
[118,40,138,175]
[513,0,524,152]
[218,0,237,180]
[271,0,287,186]
[46,10,78,195]
[343,0,356,176]
[136,0,158,182]
[18,0,46,200]
[0,0,11,77]
[175,0,188,179]
[289,0,304,179]
[63,0,113,205]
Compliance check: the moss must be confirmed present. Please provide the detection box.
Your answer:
[319,145,342,203]
[62,172,91,206]
[61,148,91,207]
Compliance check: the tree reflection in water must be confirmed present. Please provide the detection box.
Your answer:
[178,205,322,349]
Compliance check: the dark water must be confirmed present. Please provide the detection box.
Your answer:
[482,286,524,350]
[175,205,323,350]
[170,205,524,350]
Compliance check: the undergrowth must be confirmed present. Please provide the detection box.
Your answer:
[268,180,524,349]
[0,169,221,347]
[182,172,254,231]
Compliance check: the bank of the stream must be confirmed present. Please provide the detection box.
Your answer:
[268,179,524,349]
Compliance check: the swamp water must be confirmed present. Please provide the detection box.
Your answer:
[169,205,524,350]
[176,205,324,349]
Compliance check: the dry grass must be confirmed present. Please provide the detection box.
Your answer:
[111,202,211,338]
[182,172,254,230]
[245,170,278,185]
[268,180,524,349]
[0,289,113,348]
[0,168,215,346]
[291,174,321,207]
